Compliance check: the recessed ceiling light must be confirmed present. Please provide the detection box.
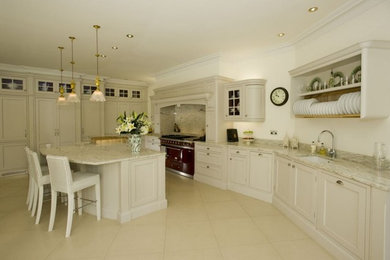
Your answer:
[126,34,134,38]
[278,33,285,37]
[308,6,318,12]
[112,46,118,50]
[101,54,107,58]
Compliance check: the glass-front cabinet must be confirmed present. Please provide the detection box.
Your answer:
[1,77,24,91]
[224,79,266,122]
[227,87,242,118]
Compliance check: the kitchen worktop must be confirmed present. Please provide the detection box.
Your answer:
[196,140,390,191]
[41,143,165,165]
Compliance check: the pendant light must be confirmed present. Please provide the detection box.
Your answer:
[90,25,106,102]
[57,46,66,104]
[67,36,80,103]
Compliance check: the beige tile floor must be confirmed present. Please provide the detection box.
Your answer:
[0,171,335,260]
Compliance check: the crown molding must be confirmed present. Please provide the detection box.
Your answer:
[290,0,384,45]
[154,54,220,79]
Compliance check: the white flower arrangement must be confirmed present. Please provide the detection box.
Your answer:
[115,111,151,135]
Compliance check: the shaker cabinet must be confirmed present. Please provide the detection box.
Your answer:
[317,173,368,259]
[224,79,266,122]
[0,95,28,175]
[228,148,249,186]
[36,98,77,150]
[81,100,103,140]
[274,156,317,223]
[248,151,273,194]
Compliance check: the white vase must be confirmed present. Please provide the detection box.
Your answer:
[128,134,142,153]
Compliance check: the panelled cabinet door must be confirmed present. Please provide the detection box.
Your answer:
[36,99,57,147]
[205,110,216,142]
[225,87,242,119]
[2,143,27,171]
[245,84,265,120]
[81,101,102,140]
[228,154,248,186]
[248,152,272,192]
[2,96,27,141]
[104,101,118,135]
[317,173,367,258]
[293,163,317,223]
[58,104,76,146]
[129,102,147,114]
[130,158,158,207]
[274,156,294,206]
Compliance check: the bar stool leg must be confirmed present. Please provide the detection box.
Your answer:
[48,190,57,232]
[35,186,44,224]
[77,190,82,215]
[65,193,74,238]
[95,184,101,221]
[31,184,38,217]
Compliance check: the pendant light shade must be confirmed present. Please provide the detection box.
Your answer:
[67,36,80,103]
[90,25,106,102]
[57,46,67,104]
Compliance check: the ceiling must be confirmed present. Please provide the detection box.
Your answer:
[0,0,354,82]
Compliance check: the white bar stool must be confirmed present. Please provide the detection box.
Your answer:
[46,155,101,238]
[28,149,51,224]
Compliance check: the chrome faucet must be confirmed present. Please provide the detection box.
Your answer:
[317,130,336,159]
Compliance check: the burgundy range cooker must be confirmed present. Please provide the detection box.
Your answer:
[160,135,203,178]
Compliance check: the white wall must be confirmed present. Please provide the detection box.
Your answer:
[293,0,390,156]
[230,47,295,140]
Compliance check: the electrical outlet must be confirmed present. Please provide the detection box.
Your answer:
[270,130,278,135]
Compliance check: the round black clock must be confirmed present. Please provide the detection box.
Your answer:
[270,87,289,106]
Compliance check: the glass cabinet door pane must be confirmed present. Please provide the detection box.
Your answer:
[235,108,240,115]
[234,90,240,98]
[229,90,234,99]
[13,79,23,90]
[2,78,12,89]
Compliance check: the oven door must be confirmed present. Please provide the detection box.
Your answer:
[162,145,194,177]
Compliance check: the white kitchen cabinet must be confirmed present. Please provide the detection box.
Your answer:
[1,96,27,141]
[224,79,266,122]
[293,162,317,224]
[248,151,272,193]
[274,156,294,206]
[317,172,368,259]
[0,95,28,175]
[81,100,103,140]
[228,148,249,186]
[274,156,317,223]
[144,135,160,151]
[195,142,227,189]
[36,98,77,149]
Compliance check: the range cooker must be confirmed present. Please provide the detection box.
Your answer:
[160,134,204,178]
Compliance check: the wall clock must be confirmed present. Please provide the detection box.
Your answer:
[270,87,289,106]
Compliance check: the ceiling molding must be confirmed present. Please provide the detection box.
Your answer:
[290,0,384,45]
[154,54,220,79]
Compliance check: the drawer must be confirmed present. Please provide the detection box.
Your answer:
[229,148,249,156]
[196,151,223,165]
[196,144,223,153]
[196,162,222,180]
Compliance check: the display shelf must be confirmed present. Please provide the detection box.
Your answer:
[299,83,361,98]
[295,114,360,118]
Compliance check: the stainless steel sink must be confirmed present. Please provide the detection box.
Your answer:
[299,155,332,164]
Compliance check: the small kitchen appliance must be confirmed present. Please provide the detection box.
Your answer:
[227,129,239,142]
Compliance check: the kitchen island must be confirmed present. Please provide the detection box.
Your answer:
[41,143,167,223]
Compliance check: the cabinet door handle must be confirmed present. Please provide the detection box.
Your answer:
[236,151,240,154]
[288,163,291,166]
[292,165,295,168]
[258,153,262,156]
[206,165,209,169]
[207,153,210,156]
[206,147,210,150]
[336,180,343,185]
[230,158,232,160]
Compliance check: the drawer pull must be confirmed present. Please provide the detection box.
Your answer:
[258,153,262,156]
[206,147,210,150]
[336,180,343,185]
[236,151,240,154]
[288,163,291,166]
[207,153,210,156]
[206,165,209,169]
[292,165,295,168]
[230,158,232,160]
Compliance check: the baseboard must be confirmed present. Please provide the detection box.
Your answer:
[194,174,227,190]
[119,199,168,223]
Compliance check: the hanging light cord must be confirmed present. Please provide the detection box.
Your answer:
[95,26,99,77]
[70,37,75,80]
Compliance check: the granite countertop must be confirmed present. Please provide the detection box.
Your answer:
[196,140,390,191]
[40,143,165,165]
